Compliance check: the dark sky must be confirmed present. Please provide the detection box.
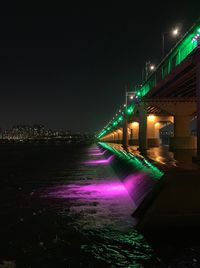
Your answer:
[0,4,199,133]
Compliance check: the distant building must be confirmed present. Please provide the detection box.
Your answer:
[0,124,95,144]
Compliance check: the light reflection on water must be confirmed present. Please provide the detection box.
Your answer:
[41,144,160,266]
[44,178,137,230]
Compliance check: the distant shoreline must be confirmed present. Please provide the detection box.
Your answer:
[0,139,95,145]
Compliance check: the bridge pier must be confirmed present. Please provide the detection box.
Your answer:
[170,115,196,149]
[138,102,148,150]
[122,119,128,148]
[128,122,139,145]
[144,99,196,149]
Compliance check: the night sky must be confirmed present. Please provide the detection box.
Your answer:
[0,5,199,133]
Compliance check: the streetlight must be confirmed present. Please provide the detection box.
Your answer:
[143,60,155,81]
[162,27,180,58]
[125,91,135,105]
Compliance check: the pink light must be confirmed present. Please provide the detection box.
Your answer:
[88,148,100,151]
[84,155,114,165]
[123,172,156,206]
[89,150,107,156]
[44,180,129,199]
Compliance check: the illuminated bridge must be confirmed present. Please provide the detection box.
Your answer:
[97,18,200,158]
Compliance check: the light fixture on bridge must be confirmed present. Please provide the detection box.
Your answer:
[155,122,160,127]
[144,61,156,80]
[148,114,156,121]
[131,122,139,128]
[162,26,181,58]
[192,33,200,42]
[150,64,155,71]
[126,91,135,105]
[172,28,179,36]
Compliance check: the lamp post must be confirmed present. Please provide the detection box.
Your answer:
[145,61,155,80]
[142,61,155,81]
[122,90,135,149]
[162,27,180,58]
[125,91,135,105]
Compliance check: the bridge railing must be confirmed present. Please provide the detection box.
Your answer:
[138,18,200,98]
[97,18,200,139]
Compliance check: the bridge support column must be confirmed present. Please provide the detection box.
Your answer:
[147,115,160,147]
[170,115,196,149]
[117,128,122,144]
[128,122,139,145]
[122,119,128,149]
[130,128,133,140]
[113,131,118,142]
[139,102,148,150]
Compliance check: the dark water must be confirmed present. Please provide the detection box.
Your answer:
[0,143,163,267]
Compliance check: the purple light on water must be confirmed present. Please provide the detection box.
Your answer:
[84,155,114,165]
[88,149,101,153]
[89,150,107,156]
[123,172,156,206]
[44,180,129,199]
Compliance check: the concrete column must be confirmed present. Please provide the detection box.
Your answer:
[128,122,139,145]
[139,102,147,150]
[117,132,120,142]
[130,128,133,140]
[170,115,196,149]
[122,119,128,148]
[147,115,160,147]
[114,132,118,142]
[174,115,191,137]
[117,129,123,143]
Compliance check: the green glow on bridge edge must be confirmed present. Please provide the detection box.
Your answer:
[97,19,200,139]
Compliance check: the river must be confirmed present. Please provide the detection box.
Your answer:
[0,143,195,267]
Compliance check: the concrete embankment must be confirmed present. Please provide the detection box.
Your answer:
[99,143,200,236]
[133,168,200,236]
[99,144,163,212]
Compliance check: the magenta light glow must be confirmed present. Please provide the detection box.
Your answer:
[89,150,107,156]
[84,155,114,165]
[88,149,101,153]
[44,180,129,199]
[123,172,156,206]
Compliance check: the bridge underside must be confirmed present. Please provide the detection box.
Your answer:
[101,48,200,157]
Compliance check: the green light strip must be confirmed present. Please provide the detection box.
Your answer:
[99,142,164,179]
[97,18,200,139]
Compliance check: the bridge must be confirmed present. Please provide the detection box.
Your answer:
[97,18,200,159]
